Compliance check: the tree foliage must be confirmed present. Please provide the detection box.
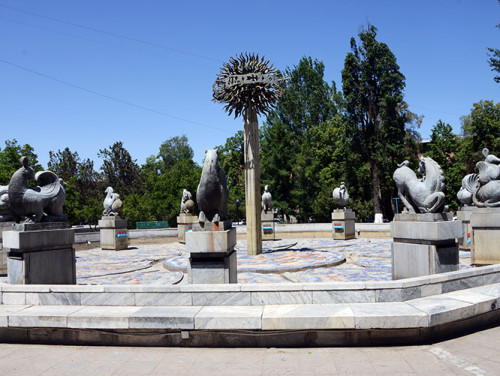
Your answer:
[98,141,143,197]
[261,56,338,221]
[424,121,463,211]
[0,139,42,184]
[341,25,418,220]
[488,23,500,83]
[217,130,246,220]
[157,135,194,173]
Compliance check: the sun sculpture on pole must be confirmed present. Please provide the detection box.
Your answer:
[213,53,288,255]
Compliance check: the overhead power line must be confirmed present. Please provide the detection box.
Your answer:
[0,17,214,71]
[0,3,222,63]
[0,57,230,134]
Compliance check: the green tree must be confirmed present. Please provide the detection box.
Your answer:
[341,25,418,220]
[0,139,42,184]
[217,130,246,220]
[488,23,500,83]
[98,141,143,197]
[157,135,194,173]
[261,56,338,221]
[136,159,201,227]
[460,100,500,172]
[47,148,102,225]
[425,120,463,210]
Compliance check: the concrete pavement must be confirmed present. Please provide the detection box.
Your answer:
[0,324,498,375]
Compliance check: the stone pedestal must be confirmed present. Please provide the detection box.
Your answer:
[332,209,356,240]
[0,221,15,275]
[177,214,198,244]
[185,220,237,284]
[261,212,275,241]
[3,222,76,284]
[98,216,128,250]
[391,213,461,280]
[457,206,474,251]
[470,207,500,265]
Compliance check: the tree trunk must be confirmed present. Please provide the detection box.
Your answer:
[371,160,383,221]
[243,107,262,255]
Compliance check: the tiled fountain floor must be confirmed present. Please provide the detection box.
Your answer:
[0,238,472,285]
[71,238,471,285]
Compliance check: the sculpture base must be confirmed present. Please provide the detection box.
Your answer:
[177,214,198,244]
[99,216,129,251]
[457,206,473,251]
[261,212,275,241]
[470,207,500,265]
[0,221,15,275]
[332,209,355,240]
[3,223,76,284]
[185,224,237,284]
[391,213,461,280]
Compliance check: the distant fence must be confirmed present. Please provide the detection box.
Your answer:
[135,221,169,229]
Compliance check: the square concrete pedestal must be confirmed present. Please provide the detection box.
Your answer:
[0,221,15,275]
[470,207,500,265]
[261,212,275,241]
[457,206,473,251]
[177,214,198,244]
[332,209,355,240]
[185,220,237,284]
[391,213,461,280]
[99,216,128,250]
[3,222,76,284]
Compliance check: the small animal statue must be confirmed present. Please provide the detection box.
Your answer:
[393,157,445,213]
[261,185,272,214]
[332,182,350,209]
[196,148,229,223]
[0,184,12,221]
[472,148,500,207]
[8,156,66,223]
[103,187,123,216]
[180,189,193,214]
[457,174,479,207]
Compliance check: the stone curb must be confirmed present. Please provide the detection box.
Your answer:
[0,283,498,331]
[1,264,499,306]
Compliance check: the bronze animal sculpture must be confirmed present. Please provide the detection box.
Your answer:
[8,156,66,223]
[472,148,500,207]
[196,149,229,223]
[261,185,272,214]
[332,182,350,209]
[393,157,445,213]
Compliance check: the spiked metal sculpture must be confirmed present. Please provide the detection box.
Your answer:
[213,53,287,255]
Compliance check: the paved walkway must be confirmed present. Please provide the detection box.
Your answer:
[0,325,498,375]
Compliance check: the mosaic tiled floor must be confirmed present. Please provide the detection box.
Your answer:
[0,238,472,285]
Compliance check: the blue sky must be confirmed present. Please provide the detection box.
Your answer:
[0,0,498,169]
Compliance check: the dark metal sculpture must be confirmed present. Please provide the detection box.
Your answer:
[8,156,66,223]
[213,53,288,117]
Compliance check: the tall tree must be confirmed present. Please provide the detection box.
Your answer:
[47,148,102,225]
[157,135,194,173]
[341,25,416,220]
[0,139,42,184]
[425,120,463,210]
[460,100,500,171]
[488,23,500,83]
[98,141,143,197]
[217,130,246,220]
[261,57,337,221]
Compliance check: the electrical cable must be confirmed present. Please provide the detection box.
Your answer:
[0,57,231,134]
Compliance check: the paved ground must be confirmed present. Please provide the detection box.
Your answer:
[1,237,470,285]
[0,325,498,375]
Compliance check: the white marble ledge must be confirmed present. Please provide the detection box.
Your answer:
[262,304,354,330]
[195,305,263,330]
